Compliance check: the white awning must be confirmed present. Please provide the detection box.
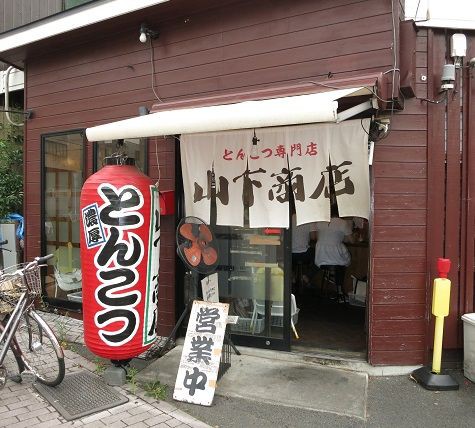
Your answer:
[85,86,373,141]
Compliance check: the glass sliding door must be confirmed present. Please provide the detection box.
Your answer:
[215,225,291,350]
[42,130,85,309]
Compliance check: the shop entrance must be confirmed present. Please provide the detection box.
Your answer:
[289,199,369,358]
[177,119,372,356]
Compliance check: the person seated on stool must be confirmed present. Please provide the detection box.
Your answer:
[314,204,353,302]
[291,212,317,291]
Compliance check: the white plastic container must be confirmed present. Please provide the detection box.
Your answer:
[461,313,475,382]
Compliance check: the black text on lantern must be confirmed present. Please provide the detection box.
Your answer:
[94,183,145,346]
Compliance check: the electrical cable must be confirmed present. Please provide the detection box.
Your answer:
[416,91,448,104]
[154,139,162,188]
[149,37,163,103]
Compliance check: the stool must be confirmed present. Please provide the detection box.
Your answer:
[294,261,305,295]
[320,265,347,304]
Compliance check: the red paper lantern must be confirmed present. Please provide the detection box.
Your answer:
[80,157,160,360]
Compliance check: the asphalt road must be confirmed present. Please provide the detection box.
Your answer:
[167,370,475,428]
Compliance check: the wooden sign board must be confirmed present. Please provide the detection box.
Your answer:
[173,300,229,406]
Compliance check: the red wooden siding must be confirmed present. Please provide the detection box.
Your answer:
[368,27,429,365]
[20,0,437,361]
[425,30,475,351]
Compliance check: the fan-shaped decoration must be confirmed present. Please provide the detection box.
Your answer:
[176,217,219,274]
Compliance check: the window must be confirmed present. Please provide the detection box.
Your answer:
[42,130,85,308]
[94,138,147,173]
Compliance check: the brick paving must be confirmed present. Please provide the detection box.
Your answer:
[0,312,210,428]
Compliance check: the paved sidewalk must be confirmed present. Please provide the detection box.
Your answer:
[0,312,210,428]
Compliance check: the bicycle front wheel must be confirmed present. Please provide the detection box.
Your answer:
[14,311,65,386]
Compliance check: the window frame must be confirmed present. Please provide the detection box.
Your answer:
[40,129,86,312]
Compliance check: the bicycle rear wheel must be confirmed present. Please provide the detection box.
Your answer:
[14,311,65,386]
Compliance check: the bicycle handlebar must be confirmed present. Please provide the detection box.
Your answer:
[35,254,54,266]
[0,240,8,246]
[14,253,54,273]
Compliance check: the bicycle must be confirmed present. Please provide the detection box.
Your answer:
[0,254,65,389]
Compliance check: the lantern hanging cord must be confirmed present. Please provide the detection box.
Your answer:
[155,139,161,188]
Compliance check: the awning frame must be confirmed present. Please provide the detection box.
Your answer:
[86,74,381,142]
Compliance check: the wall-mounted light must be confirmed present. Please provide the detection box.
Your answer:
[139,23,159,43]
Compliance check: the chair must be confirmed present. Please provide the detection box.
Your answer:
[54,267,82,298]
[53,244,82,298]
[250,294,300,339]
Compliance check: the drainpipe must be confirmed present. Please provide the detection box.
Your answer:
[3,66,23,127]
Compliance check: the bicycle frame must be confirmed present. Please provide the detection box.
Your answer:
[0,292,28,366]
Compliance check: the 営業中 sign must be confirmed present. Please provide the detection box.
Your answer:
[173,300,229,406]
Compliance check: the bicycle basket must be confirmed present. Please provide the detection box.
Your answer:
[0,276,22,313]
[0,263,42,304]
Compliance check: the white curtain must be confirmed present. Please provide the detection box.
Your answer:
[213,131,249,226]
[329,119,370,220]
[180,120,370,227]
[286,124,332,225]
[248,127,289,228]
[180,133,216,224]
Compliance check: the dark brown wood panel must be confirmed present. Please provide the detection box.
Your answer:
[361,27,427,365]
[372,289,426,305]
[28,32,393,101]
[373,209,426,226]
[372,304,425,320]
[374,178,426,194]
[372,319,426,336]
[372,257,426,274]
[373,194,426,210]
[371,335,425,351]
[372,273,426,289]
[373,146,426,163]
[372,242,426,257]
[373,225,425,242]
[372,162,426,179]
[376,129,426,147]
[389,114,427,131]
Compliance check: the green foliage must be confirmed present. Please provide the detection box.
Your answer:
[0,124,23,218]
[126,366,139,394]
[144,380,168,400]
[93,357,107,375]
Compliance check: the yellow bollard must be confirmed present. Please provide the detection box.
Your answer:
[431,270,451,374]
[411,258,458,390]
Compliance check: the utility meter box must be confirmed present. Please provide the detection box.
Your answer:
[0,222,19,268]
[461,313,475,382]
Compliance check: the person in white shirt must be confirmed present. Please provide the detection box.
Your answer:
[314,216,353,302]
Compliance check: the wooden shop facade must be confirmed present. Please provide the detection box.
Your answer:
[0,0,474,366]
